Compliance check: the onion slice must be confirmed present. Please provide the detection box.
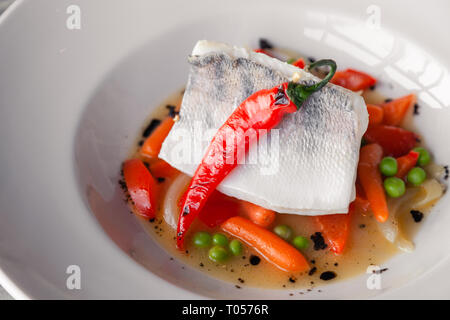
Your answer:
[162,173,191,230]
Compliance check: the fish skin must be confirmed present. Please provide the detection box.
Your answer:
[159,41,368,215]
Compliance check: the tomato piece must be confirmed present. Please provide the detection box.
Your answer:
[331,69,376,91]
[363,125,418,157]
[122,159,158,218]
[396,150,420,179]
[382,94,416,126]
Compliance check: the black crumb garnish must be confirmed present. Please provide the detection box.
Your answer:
[369,85,376,91]
[149,218,155,223]
[157,177,165,183]
[308,267,317,276]
[373,268,388,274]
[259,38,273,49]
[249,255,261,266]
[334,262,339,267]
[308,57,316,63]
[311,232,327,250]
[384,98,393,103]
[320,271,337,281]
[359,224,366,229]
[199,262,204,267]
[235,285,241,289]
[414,103,420,115]
[289,293,293,296]
[310,259,316,264]
[238,278,245,284]
[138,140,144,147]
[444,166,449,180]
[410,210,424,223]
[166,105,179,118]
[289,276,296,283]
[142,119,161,138]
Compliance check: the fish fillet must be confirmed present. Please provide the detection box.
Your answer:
[159,40,369,215]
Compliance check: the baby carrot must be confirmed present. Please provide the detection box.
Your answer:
[141,117,174,158]
[221,216,309,272]
[240,201,276,228]
[382,94,416,126]
[149,159,179,179]
[357,143,389,223]
[367,104,384,126]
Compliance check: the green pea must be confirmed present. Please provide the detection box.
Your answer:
[192,231,212,248]
[292,236,309,250]
[212,233,228,247]
[287,58,296,64]
[413,147,431,166]
[273,225,293,241]
[384,177,406,198]
[379,157,398,176]
[229,239,243,256]
[407,167,426,186]
[208,246,228,263]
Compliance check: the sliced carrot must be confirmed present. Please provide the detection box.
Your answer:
[395,150,419,179]
[357,144,389,223]
[149,159,179,179]
[240,201,276,228]
[382,94,416,126]
[292,58,305,69]
[221,216,309,272]
[315,204,355,254]
[140,117,174,158]
[367,104,384,126]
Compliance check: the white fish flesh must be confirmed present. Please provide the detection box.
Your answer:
[159,40,368,215]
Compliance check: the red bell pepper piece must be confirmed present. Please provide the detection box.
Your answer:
[292,58,305,69]
[176,60,337,249]
[315,203,355,255]
[382,94,416,126]
[331,69,376,91]
[396,150,419,179]
[122,159,159,218]
[254,48,273,57]
[198,191,240,228]
[363,125,418,157]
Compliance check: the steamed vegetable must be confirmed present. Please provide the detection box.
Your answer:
[273,225,293,241]
[122,159,159,218]
[331,68,376,91]
[413,147,431,166]
[208,246,229,263]
[241,201,276,228]
[221,216,309,272]
[379,156,398,176]
[384,177,406,198]
[229,239,243,256]
[364,125,417,157]
[193,231,212,248]
[396,151,419,179]
[141,117,175,158]
[358,144,389,223]
[407,167,426,186]
[382,94,416,126]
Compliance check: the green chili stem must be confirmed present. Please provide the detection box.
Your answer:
[286,59,337,109]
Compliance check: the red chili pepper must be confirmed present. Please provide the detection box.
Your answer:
[331,68,376,91]
[363,125,418,157]
[176,60,337,249]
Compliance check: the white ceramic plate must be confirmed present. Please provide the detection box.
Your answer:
[1,0,450,299]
